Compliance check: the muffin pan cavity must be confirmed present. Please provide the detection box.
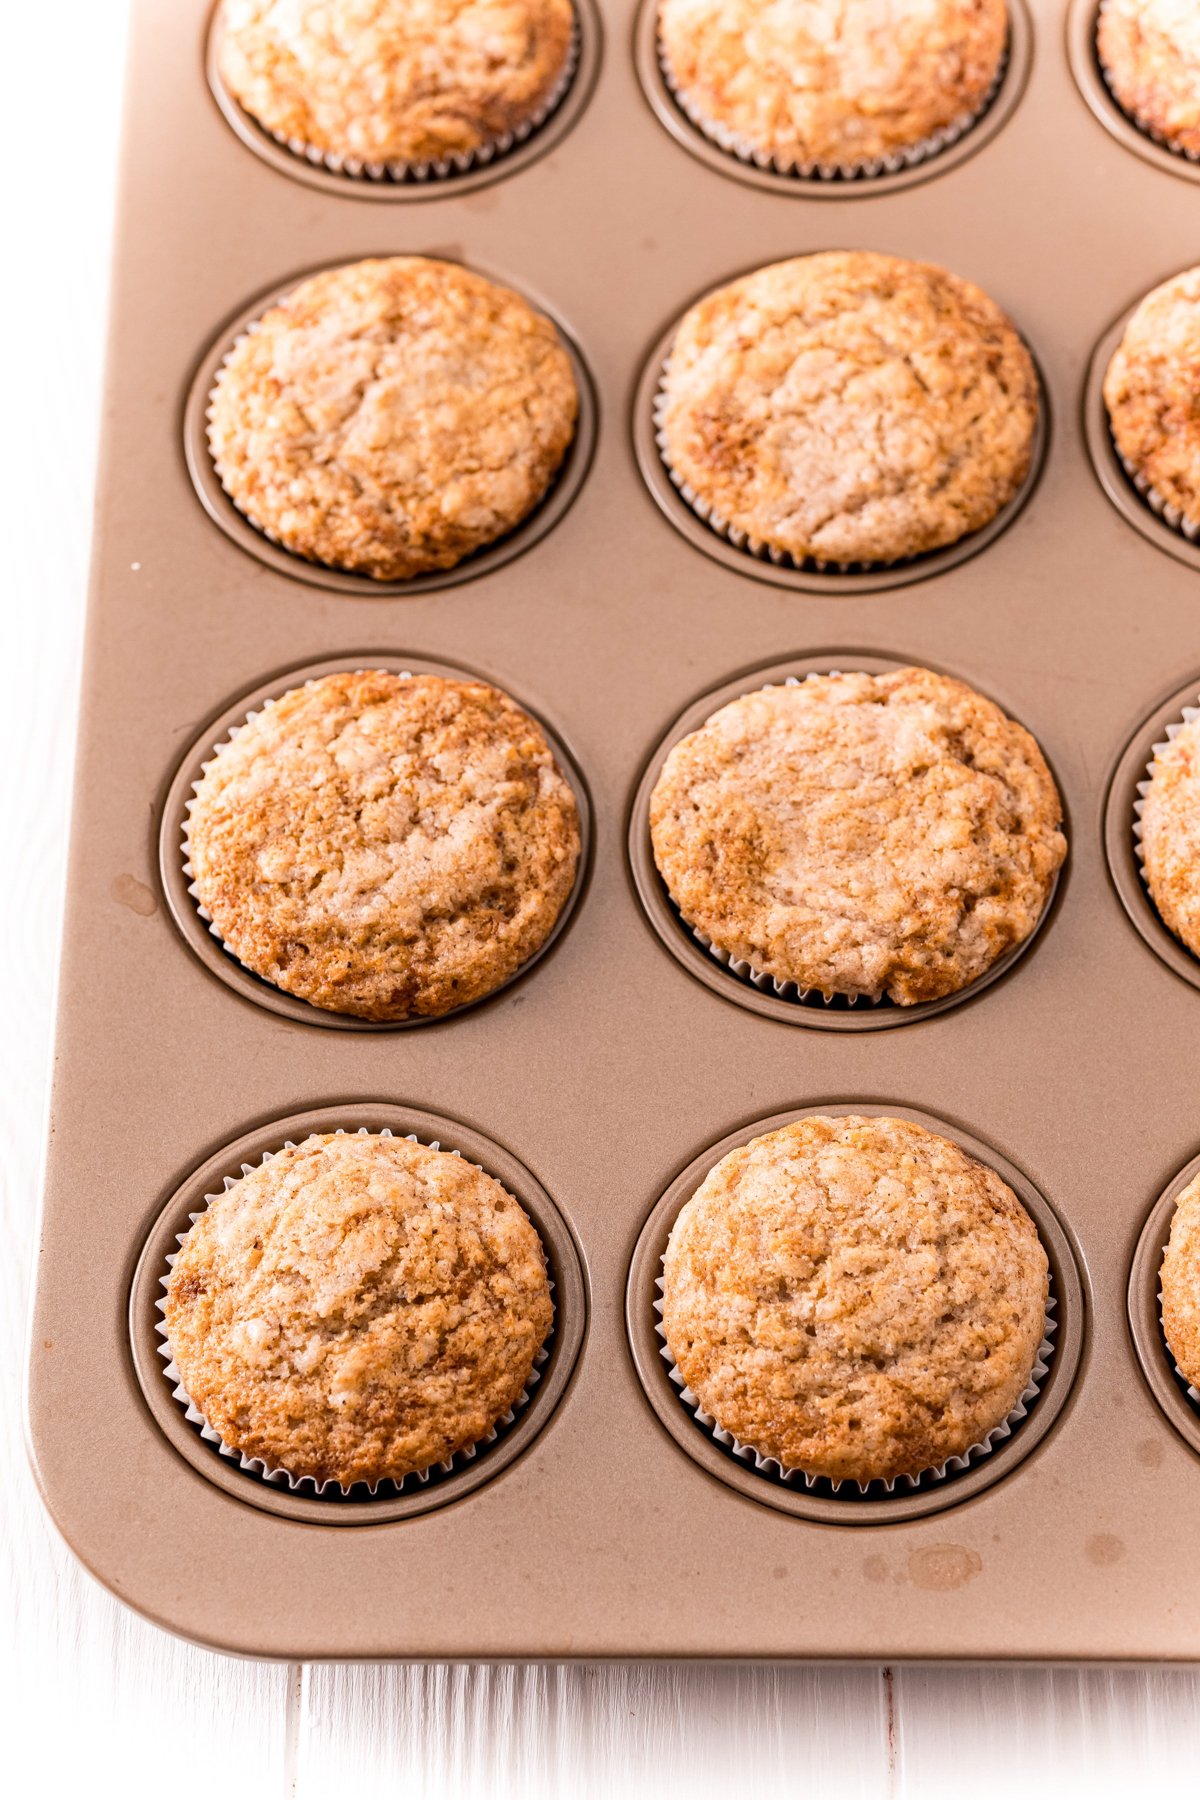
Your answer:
[632,309,1048,594]
[129,1103,587,1525]
[1128,1152,1200,1462]
[634,0,1032,198]
[1067,0,1200,184]
[184,266,597,595]
[628,653,1064,1030]
[159,654,592,1029]
[626,1102,1085,1526]
[1105,674,1200,993]
[206,0,602,200]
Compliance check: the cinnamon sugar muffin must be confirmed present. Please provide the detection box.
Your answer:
[216,0,576,167]
[658,252,1039,567]
[186,670,581,1020]
[1162,1171,1200,1390]
[658,0,1008,171]
[1139,708,1200,959]
[1098,0,1200,158]
[207,257,578,580]
[1104,266,1200,534]
[661,1114,1049,1484]
[164,1131,554,1487]
[649,667,1065,1005]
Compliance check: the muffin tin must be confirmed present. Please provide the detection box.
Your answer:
[24,0,1200,1660]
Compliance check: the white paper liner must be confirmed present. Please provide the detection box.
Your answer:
[1130,694,1200,936]
[155,1126,554,1501]
[229,15,580,185]
[1158,1277,1200,1418]
[657,24,1007,182]
[1114,445,1200,544]
[654,1264,1057,1499]
[180,670,416,1001]
[1096,0,1200,166]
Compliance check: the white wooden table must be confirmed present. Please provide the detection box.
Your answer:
[3,5,1198,1790]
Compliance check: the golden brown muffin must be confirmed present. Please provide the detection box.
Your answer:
[649,668,1065,1005]
[658,251,1039,566]
[658,0,1007,170]
[208,257,578,581]
[187,670,581,1020]
[1104,266,1200,533]
[1162,1171,1200,1389]
[165,1132,554,1487]
[662,1114,1049,1484]
[217,0,576,167]
[1097,0,1200,157]
[1139,709,1200,958]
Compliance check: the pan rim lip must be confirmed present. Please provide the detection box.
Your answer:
[128,1100,590,1526]
[633,0,1033,199]
[627,650,1066,1031]
[624,1099,1087,1527]
[182,256,598,596]
[157,651,593,1031]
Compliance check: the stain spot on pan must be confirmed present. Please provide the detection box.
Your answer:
[907,1544,982,1591]
[1135,1437,1165,1469]
[112,874,157,917]
[1085,1533,1125,1567]
[863,1553,890,1584]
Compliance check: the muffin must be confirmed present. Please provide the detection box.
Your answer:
[164,1132,554,1487]
[216,0,576,168]
[657,0,1008,171]
[661,1113,1049,1484]
[1162,1171,1200,1390]
[1139,708,1200,958]
[186,670,581,1020]
[1103,266,1200,534]
[208,257,578,580]
[650,667,1065,1005]
[657,252,1039,567]
[1097,0,1200,158]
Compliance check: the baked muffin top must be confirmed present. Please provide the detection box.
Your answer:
[208,256,578,581]
[1098,0,1200,157]
[649,667,1065,1005]
[187,670,581,1021]
[658,0,1007,169]
[165,1132,554,1487]
[661,1113,1049,1484]
[1140,709,1200,959]
[1104,265,1200,532]
[1162,1171,1200,1390]
[658,251,1038,566]
[217,0,576,165]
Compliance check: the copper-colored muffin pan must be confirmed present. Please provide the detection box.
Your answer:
[25,0,1200,1660]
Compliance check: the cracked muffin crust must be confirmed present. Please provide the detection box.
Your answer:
[649,667,1065,1005]
[207,256,578,581]
[657,0,1008,170]
[661,1113,1049,1484]
[1097,0,1200,157]
[216,0,576,167]
[657,252,1039,567]
[1162,1171,1200,1390]
[1139,709,1200,959]
[187,670,581,1021]
[1103,266,1200,532]
[164,1132,555,1487]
